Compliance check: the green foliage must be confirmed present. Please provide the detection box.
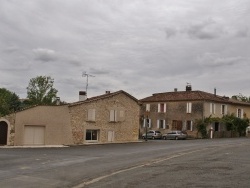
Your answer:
[0,88,21,116]
[26,76,58,105]
[194,114,250,138]
[222,114,249,136]
[195,116,213,138]
[232,93,250,102]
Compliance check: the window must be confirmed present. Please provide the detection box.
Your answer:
[143,118,152,128]
[109,109,125,122]
[158,103,166,113]
[221,105,227,115]
[157,119,166,129]
[86,130,98,141]
[146,104,150,111]
[87,109,96,121]
[110,110,117,122]
[210,103,216,114]
[186,102,192,113]
[186,120,193,131]
[237,108,243,118]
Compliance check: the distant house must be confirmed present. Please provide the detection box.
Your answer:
[0,90,140,146]
[140,85,250,138]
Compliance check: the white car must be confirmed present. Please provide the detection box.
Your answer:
[142,130,162,139]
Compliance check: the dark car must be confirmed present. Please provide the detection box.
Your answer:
[162,130,187,140]
[142,130,162,139]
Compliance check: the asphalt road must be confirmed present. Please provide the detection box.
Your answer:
[1,138,250,188]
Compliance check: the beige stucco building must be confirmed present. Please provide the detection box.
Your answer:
[0,90,140,146]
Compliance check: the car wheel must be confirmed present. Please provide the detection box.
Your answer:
[175,136,178,140]
[163,136,166,140]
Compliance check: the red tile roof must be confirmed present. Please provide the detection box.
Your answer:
[140,90,250,106]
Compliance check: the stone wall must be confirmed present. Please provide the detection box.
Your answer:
[69,92,140,144]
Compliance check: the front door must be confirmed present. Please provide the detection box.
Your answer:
[172,120,183,130]
[0,121,8,145]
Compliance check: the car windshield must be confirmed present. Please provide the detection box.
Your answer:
[155,131,161,133]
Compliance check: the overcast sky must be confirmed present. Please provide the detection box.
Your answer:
[1,0,249,102]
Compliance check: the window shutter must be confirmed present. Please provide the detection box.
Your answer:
[164,103,166,113]
[88,109,95,121]
[189,103,192,113]
[157,120,159,128]
[143,119,146,127]
[191,121,193,131]
[214,104,216,114]
[225,105,228,115]
[221,105,223,114]
[110,110,116,121]
[92,109,96,121]
[210,103,212,114]
[163,120,166,129]
[158,104,160,112]
[242,109,244,118]
[148,119,152,128]
[146,104,150,111]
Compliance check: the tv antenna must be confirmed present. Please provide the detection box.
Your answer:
[82,72,95,94]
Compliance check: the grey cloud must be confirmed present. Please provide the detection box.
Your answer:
[186,19,225,40]
[33,48,57,62]
[235,27,249,38]
[3,46,19,53]
[197,53,247,68]
[165,27,177,38]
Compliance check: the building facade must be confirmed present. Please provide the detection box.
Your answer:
[0,90,140,146]
[140,85,250,138]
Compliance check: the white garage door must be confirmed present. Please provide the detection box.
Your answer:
[24,126,45,145]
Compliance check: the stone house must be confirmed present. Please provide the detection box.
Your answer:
[140,85,250,138]
[0,90,140,146]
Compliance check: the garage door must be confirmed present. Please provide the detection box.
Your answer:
[24,126,45,145]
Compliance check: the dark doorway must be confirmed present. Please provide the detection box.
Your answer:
[214,122,219,132]
[0,121,8,145]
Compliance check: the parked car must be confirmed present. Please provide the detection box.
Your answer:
[162,130,187,140]
[142,130,162,139]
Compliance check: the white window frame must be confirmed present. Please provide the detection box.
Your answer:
[186,120,193,131]
[221,104,227,115]
[237,108,243,118]
[143,118,152,128]
[110,110,117,122]
[210,103,216,114]
[158,103,166,113]
[157,119,166,129]
[186,102,192,113]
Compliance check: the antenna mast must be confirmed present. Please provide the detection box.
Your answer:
[82,72,95,94]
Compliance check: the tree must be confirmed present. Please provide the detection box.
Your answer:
[232,93,250,102]
[26,76,58,105]
[0,88,21,116]
[222,114,249,136]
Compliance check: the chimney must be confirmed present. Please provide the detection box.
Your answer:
[79,91,87,101]
[214,88,216,96]
[186,83,192,91]
[174,88,178,92]
[105,91,111,94]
